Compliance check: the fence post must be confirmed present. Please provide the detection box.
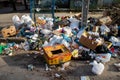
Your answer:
[52,0,55,21]
[81,0,90,28]
[30,0,34,18]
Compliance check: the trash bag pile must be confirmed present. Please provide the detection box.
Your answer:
[0,13,120,75]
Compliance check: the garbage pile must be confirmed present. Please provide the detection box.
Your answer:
[0,13,120,75]
[104,4,120,26]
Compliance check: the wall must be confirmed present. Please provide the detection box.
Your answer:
[70,0,98,9]
[103,0,113,6]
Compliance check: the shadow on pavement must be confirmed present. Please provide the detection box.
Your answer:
[2,52,46,69]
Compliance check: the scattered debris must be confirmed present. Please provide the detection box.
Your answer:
[61,61,71,70]
[114,63,120,71]
[27,64,34,71]
[81,76,90,80]
[54,73,61,78]
[90,60,104,75]
[0,11,120,78]
[45,64,51,71]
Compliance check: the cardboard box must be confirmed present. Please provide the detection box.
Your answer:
[99,16,112,25]
[36,18,46,25]
[43,44,72,65]
[79,35,102,50]
[92,26,99,32]
[1,26,16,38]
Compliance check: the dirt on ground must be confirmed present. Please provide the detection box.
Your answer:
[0,12,120,80]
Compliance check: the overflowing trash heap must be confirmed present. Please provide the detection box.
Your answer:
[0,12,120,75]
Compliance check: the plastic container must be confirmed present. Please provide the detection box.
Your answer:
[91,61,104,75]
[43,44,72,65]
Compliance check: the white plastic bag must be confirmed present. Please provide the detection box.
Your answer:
[21,14,34,27]
[42,41,48,47]
[90,61,104,75]
[12,15,20,23]
[47,35,58,46]
[69,18,79,29]
[21,41,30,51]
[44,20,53,30]
[95,53,111,63]
[100,24,110,34]
[63,27,73,37]
[12,15,23,30]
